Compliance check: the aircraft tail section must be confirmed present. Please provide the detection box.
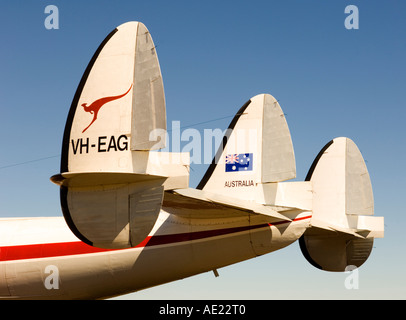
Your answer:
[197,94,296,203]
[51,22,189,249]
[300,137,384,271]
[49,20,384,263]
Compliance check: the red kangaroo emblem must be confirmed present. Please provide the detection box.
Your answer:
[81,84,133,133]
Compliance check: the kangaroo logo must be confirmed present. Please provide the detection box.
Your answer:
[81,84,133,133]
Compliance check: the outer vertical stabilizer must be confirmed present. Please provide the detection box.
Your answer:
[52,22,188,249]
[300,137,384,271]
[61,21,167,175]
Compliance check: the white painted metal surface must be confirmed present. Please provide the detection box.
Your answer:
[0,21,384,299]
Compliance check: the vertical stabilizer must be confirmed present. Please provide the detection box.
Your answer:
[61,21,167,175]
[300,137,384,271]
[52,22,187,249]
[197,94,296,202]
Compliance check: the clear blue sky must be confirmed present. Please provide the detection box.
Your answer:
[0,1,405,299]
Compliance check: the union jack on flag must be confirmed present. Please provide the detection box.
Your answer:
[225,154,239,164]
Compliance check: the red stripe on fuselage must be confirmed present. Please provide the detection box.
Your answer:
[0,216,311,262]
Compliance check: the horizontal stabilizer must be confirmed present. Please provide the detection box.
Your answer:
[51,151,189,190]
[308,218,384,239]
[51,172,166,188]
[163,188,293,221]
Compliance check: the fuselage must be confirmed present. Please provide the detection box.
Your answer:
[0,210,311,299]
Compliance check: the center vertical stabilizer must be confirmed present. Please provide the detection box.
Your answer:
[197,94,296,203]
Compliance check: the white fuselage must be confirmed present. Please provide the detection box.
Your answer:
[0,210,311,299]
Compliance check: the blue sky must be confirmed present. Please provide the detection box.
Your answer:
[0,1,405,299]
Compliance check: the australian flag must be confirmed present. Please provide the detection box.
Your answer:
[225,153,253,172]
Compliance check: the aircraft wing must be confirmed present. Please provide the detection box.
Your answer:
[163,188,295,221]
